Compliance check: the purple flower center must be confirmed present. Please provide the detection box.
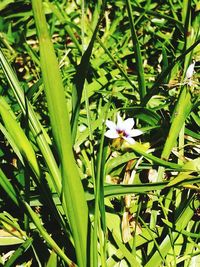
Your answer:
[117,129,128,138]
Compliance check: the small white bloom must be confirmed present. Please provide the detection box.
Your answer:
[186,60,195,79]
[148,169,158,183]
[104,113,143,144]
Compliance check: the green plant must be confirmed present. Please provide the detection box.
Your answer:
[0,0,199,266]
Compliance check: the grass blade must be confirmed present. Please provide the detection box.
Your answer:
[0,168,19,206]
[125,0,146,99]
[4,238,33,267]
[32,1,89,266]
[0,48,62,196]
[145,195,199,267]
[0,97,40,177]
[24,202,75,266]
[71,1,106,142]
[161,87,192,161]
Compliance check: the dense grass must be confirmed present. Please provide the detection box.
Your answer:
[0,0,199,266]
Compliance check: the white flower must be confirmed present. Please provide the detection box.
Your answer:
[104,113,143,144]
[186,60,195,79]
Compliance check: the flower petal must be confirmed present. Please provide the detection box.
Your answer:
[122,118,135,130]
[186,61,195,79]
[104,130,119,139]
[129,129,143,137]
[116,113,124,129]
[106,120,116,130]
[123,136,135,144]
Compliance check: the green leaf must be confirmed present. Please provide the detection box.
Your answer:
[166,157,200,187]
[32,1,89,266]
[0,168,19,206]
[112,232,141,267]
[0,230,25,246]
[46,250,57,267]
[106,152,137,174]
[0,48,62,196]
[0,213,27,246]
[145,196,199,267]
[0,0,14,11]
[125,106,161,126]
[24,202,74,266]
[128,142,182,169]
[4,238,33,267]
[125,0,146,99]
[161,86,193,161]
[0,97,40,178]
[71,2,106,141]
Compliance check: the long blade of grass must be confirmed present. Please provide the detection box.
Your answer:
[101,176,200,198]
[145,195,199,267]
[0,96,40,178]
[93,110,109,267]
[24,202,75,266]
[161,86,193,160]
[112,232,141,267]
[95,35,137,91]
[4,238,33,267]
[45,1,82,53]
[0,97,65,230]
[71,1,106,142]
[125,0,146,99]
[0,168,19,206]
[0,48,62,196]
[149,85,193,233]
[31,1,89,266]
[130,142,182,169]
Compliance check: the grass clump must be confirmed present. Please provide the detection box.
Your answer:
[0,0,199,266]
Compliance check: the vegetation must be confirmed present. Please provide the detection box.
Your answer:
[0,0,199,266]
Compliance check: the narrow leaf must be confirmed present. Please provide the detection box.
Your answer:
[0,97,40,177]
[32,1,89,266]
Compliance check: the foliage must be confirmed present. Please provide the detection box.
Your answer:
[0,0,199,266]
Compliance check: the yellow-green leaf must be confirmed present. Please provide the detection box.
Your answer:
[166,157,200,187]
[0,97,40,177]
